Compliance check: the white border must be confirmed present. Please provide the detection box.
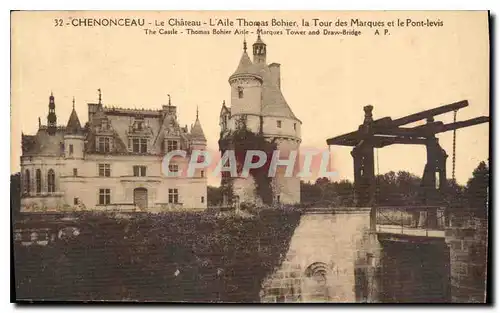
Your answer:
[3,1,498,312]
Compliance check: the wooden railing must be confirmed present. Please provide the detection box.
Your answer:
[375,206,446,238]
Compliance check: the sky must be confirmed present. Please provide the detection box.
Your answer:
[10,11,490,186]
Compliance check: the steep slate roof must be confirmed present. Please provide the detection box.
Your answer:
[230,51,261,78]
[65,108,83,135]
[190,118,206,141]
[22,127,65,156]
[22,101,204,157]
[256,64,299,121]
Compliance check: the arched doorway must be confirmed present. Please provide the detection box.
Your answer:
[134,188,148,209]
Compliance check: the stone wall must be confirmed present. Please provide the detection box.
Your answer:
[259,209,382,303]
[445,212,488,303]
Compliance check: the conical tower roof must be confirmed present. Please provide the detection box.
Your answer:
[230,40,261,79]
[191,108,206,141]
[66,99,83,135]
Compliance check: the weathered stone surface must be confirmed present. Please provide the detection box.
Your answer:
[260,210,382,303]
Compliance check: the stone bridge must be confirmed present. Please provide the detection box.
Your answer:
[259,208,487,303]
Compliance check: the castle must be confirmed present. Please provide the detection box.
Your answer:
[20,92,207,212]
[219,34,302,206]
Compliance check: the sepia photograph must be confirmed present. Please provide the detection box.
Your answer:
[10,10,490,303]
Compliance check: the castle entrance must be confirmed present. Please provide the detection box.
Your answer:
[134,188,148,209]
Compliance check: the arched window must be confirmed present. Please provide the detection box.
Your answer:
[47,169,55,193]
[35,169,41,194]
[238,87,244,99]
[24,169,30,194]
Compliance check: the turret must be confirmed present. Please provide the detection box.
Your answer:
[47,92,57,135]
[252,33,266,64]
[190,106,207,149]
[64,97,85,159]
[228,38,263,129]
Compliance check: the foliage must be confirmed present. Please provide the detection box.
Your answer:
[11,172,20,218]
[464,161,489,217]
[14,210,302,302]
[300,168,486,211]
[218,123,277,205]
[207,186,223,206]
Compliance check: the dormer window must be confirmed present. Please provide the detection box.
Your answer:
[97,136,111,153]
[101,119,109,130]
[132,138,148,153]
[167,140,178,153]
[238,87,244,99]
[277,120,282,128]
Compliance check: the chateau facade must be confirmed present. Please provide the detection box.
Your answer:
[219,34,302,205]
[20,93,207,212]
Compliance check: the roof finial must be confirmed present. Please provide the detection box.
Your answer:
[257,24,262,40]
[98,88,102,105]
[168,94,171,106]
[223,100,225,106]
[243,33,247,52]
[196,106,199,121]
[50,91,53,98]
[72,96,75,109]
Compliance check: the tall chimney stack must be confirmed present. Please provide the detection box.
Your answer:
[269,63,281,90]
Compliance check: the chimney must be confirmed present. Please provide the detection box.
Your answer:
[269,63,281,90]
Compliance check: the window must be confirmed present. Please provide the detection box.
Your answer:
[201,196,205,204]
[168,188,179,204]
[133,165,147,177]
[277,120,282,128]
[74,197,79,205]
[98,164,111,177]
[132,138,148,153]
[101,119,109,130]
[97,137,111,153]
[99,188,111,205]
[201,170,205,178]
[238,86,244,98]
[168,164,179,176]
[294,123,297,130]
[69,144,74,155]
[73,168,78,176]
[47,169,55,193]
[35,169,41,194]
[24,169,30,193]
[167,140,178,152]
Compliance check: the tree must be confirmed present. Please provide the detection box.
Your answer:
[11,173,21,218]
[465,161,489,217]
[207,186,223,206]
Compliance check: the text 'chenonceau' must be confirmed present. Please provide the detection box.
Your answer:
[58,16,445,38]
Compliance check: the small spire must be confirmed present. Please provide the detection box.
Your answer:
[168,94,171,106]
[98,88,102,104]
[196,106,199,121]
[72,96,75,109]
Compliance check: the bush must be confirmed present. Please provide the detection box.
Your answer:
[14,210,302,302]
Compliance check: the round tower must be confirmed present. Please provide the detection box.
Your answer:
[64,97,85,159]
[228,39,263,133]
